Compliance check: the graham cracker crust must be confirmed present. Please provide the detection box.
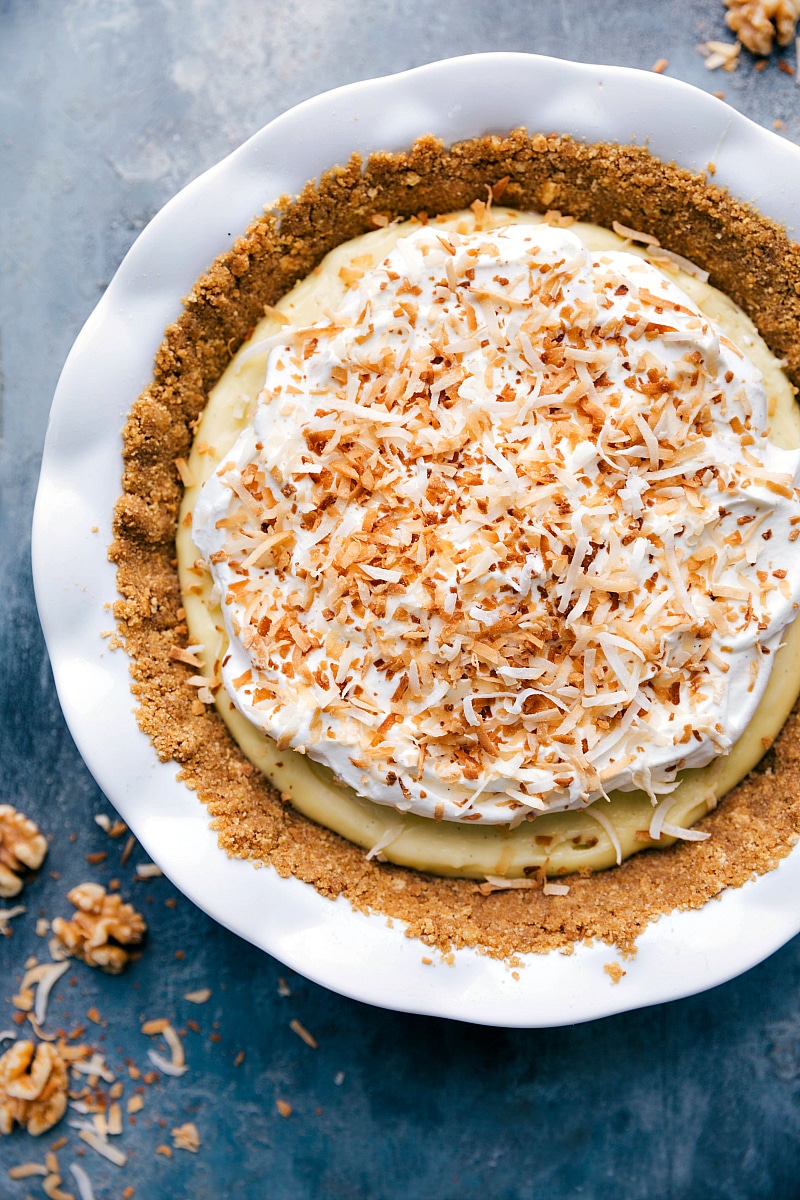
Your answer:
[110,130,800,958]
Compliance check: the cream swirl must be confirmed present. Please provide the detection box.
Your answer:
[193,223,800,824]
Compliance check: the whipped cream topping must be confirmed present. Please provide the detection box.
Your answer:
[193,222,800,824]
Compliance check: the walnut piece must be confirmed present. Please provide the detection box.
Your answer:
[725,0,800,54]
[0,805,48,898]
[0,1041,67,1136]
[51,883,146,973]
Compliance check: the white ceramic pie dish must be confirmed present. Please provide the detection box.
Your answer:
[32,52,800,1027]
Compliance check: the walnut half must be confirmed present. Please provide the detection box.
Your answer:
[0,805,48,898]
[51,883,146,974]
[725,0,800,55]
[0,1041,67,1136]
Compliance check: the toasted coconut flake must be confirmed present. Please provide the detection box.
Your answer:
[174,457,196,488]
[70,1055,114,1084]
[289,1019,318,1049]
[183,988,211,1004]
[542,882,571,896]
[134,863,163,880]
[365,824,405,861]
[660,821,712,842]
[162,1024,185,1068]
[171,1121,201,1153]
[0,905,26,925]
[69,1163,96,1200]
[140,1017,167,1036]
[194,218,800,837]
[9,1163,49,1179]
[586,805,623,866]
[33,961,70,1027]
[647,245,710,281]
[43,1172,75,1200]
[648,794,679,842]
[168,645,204,668]
[611,220,660,246]
[77,1129,127,1167]
[483,875,539,890]
[146,1049,188,1077]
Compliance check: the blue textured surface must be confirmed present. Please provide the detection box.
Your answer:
[3,1,800,1196]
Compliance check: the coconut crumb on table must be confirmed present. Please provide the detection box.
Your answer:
[112,130,800,961]
[171,1121,200,1152]
[289,1019,318,1049]
[699,39,741,70]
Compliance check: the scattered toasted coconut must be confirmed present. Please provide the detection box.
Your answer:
[77,1129,127,1167]
[142,1020,186,1074]
[604,961,627,984]
[651,58,669,73]
[33,962,70,1027]
[70,1053,114,1084]
[43,1173,75,1200]
[94,816,127,839]
[276,1099,292,1118]
[289,1019,318,1049]
[9,1162,49,1179]
[182,988,211,1004]
[542,882,571,897]
[27,1015,57,1042]
[162,1024,185,1068]
[0,904,27,926]
[134,863,163,880]
[277,977,291,997]
[611,219,660,245]
[171,1121,201,1152]
[69,1163,96,1200]
[700,38,742,69]
[146,1050,187,1078]
[126,1094,144,1115]
[475,875,540,895]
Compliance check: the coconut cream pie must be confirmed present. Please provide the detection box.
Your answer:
[112,131,800,957]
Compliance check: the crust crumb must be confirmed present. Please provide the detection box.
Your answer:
[604,961,627,984]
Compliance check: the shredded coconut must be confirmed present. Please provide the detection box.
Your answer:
[194,223,800,826]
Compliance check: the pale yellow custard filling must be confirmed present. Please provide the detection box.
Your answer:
[177,207,800,879]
